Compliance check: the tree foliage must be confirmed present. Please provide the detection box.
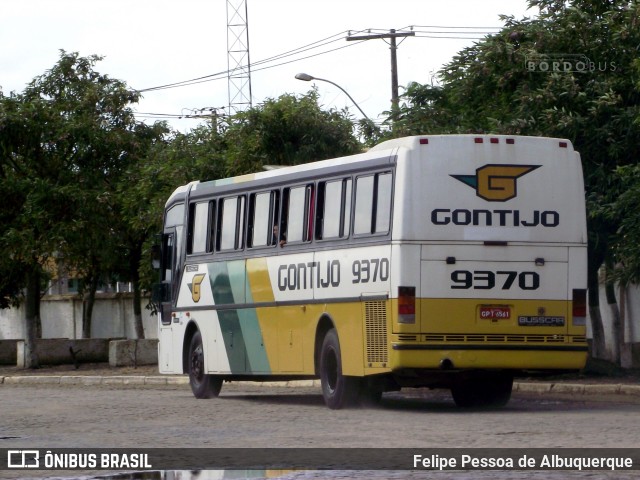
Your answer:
[596,164,640,285]
[0,51,150,359]
[222,90,362,176]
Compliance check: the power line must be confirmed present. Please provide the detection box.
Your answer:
[407,24,502,30]
[413,30,499,35]
[136,30,356,93]
[346,29,415,114]
[413,34,490,40]
[251,40,366,74]
[136,40,365,94]
[132,25,503,119]
[135,26,500,94]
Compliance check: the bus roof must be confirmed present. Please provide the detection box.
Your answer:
[166,134,575,206]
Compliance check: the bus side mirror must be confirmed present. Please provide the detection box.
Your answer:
[152,282,170,303]
[151,244,161,270]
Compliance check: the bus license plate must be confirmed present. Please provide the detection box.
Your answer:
[480,306,511,320]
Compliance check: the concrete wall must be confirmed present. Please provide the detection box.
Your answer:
[0,293,157,341]
[16,338,112,368]
[591,283,640,368]
[5,338,158,368]
[109,339,159,367]
[1,283,639,367]
[0,340,19,365]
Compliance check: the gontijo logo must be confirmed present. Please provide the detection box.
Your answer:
[189,273,207,303]
[451,164,540,202]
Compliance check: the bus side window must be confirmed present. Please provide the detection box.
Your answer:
[217,196,246,251]
[317,178,351,240]
[354,172,392,236]
[282,184,313,244]
[343,178,352,237]
[187,200,214,255]
[375,173,392,234]
[248,191,278,248]
[271,190,281,246]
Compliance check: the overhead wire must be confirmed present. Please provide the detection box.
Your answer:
[135,26,500,94]
[136,30,365,93]
[133,24,503,119]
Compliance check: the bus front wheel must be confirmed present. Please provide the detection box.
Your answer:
[188,331,223,399]
[319,328,359,409]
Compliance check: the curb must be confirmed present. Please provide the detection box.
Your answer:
[0,375,189,386]
[0,375,321,388]
[1,375,638,396]
[515,381,640,397]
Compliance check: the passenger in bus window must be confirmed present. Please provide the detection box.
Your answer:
[273,225,286,247]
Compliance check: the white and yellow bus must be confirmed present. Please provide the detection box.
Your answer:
[154,134,588,409]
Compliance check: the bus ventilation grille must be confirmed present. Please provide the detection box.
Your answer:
[423,334,588,344]
[365,301,388,364]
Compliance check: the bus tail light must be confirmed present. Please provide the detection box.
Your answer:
[398,286,416,324]
[572,289,587,326]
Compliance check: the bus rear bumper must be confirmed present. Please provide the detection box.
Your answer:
[390,344,588,371]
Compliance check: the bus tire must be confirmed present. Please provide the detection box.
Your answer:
[188,330,222,399]
[451,373,513,408]
[319,328,359,409]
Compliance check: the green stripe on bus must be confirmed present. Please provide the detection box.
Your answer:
[208,261,271,374]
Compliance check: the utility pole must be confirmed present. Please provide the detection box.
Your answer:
[346,29,415,116]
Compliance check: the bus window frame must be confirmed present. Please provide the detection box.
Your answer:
[186,200,215,256]
[248,189,280,250]
[316,177,352,242]
[216,195,246,252]
[352,170,394,238]
[281,183,314,246]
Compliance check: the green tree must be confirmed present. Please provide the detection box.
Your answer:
[606,165,640,286]
[0,52,145,363]
[222,90,362,176]
[119,122,226,308]
[1,82,82,366]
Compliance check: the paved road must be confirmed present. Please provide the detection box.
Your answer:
[1,382,639,479]
[2,382,639,448]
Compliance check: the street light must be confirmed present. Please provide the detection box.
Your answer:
[295,73,371,121]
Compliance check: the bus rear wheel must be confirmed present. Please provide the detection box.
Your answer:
[319,328,359,409]
[451,373,513,408]
[188,331,223,399]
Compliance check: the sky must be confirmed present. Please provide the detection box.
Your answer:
[1,0,534,131]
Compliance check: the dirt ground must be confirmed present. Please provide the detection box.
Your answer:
[0,362,162,377]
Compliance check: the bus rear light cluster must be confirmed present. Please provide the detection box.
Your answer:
[398,286,416,324]
[420,137,518,145]
[474,137,516,144]
[572,289,587,326]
